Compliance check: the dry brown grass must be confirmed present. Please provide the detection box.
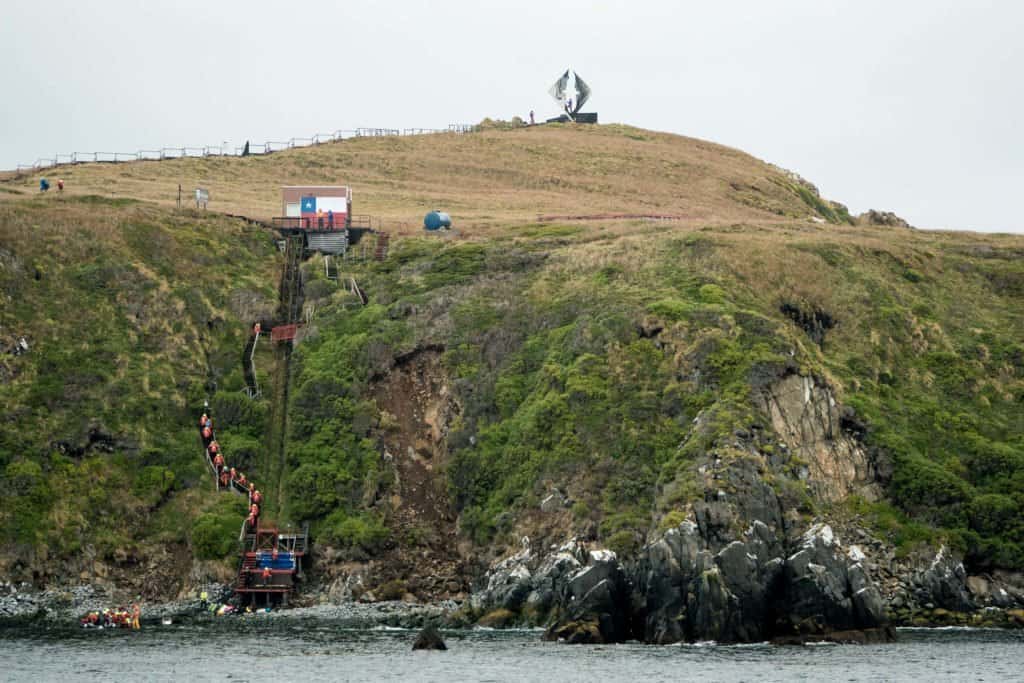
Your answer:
[0,124,823,237]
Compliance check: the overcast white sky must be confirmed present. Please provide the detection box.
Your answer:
[2,1,1022,232]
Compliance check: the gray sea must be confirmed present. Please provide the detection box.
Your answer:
[0,620,1019,682]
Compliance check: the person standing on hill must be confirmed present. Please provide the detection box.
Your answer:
[57,179,64,192]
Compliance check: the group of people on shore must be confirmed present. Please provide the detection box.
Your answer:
[79,604,140,629]
[199,412,263,530]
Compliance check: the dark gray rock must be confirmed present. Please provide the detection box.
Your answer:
[778,524,886,636]
[412,626,447,650]
[631,520,887,644]
[912,546,974,612]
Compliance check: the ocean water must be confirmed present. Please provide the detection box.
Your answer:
[0,621,1019,682]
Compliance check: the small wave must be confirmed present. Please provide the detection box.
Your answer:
[370,625,411,631]
[897,626,1003,632]
[680,640,717,647]
[472,626,545,633]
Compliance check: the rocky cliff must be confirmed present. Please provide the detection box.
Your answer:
[2,125,1022,638]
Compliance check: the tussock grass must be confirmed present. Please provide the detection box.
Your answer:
[3,124,839,235]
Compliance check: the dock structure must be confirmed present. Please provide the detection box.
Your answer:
[234,524,309,606]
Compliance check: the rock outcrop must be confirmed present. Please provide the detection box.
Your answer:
[856,210,912,229]
[755,372,882,503]
[473,370,906,644]
[474,522,892,644]
[629,520,889,644]
[412,625,447,650]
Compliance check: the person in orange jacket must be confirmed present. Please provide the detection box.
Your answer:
[247,502,260,529]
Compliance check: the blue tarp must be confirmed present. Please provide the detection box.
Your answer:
[256,552,296,570]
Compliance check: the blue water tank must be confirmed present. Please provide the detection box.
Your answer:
[424,210,451,231]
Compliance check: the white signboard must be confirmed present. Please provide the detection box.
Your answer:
[195,188,209,208]
[316,196,348,214]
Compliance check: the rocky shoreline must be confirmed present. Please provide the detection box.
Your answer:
[4,543,1022,640]
[0,580,461,629]
[467,525,1024,644]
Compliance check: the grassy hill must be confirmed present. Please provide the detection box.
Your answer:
[1,123,1022,597]
[0,195,278,590]
[2,123,848,230]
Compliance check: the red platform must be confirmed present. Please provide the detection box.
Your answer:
[270,324,298,342]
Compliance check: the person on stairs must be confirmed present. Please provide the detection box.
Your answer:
[247,502,260,530]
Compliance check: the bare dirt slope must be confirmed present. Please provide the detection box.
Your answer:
[370,349,467,598]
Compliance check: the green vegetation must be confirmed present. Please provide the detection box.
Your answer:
[289,227,1023,571]
[1,124,1022,585]
[191,495,249,560]
[0,197,278,569]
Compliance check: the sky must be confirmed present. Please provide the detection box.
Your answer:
[2,0,1022,233]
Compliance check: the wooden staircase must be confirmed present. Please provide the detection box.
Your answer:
[374,232,390,261]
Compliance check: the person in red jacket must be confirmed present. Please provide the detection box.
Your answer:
[252,489,263,507]
[213,452,225,472]
[261,566,272,585]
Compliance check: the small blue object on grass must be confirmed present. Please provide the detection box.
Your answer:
[424,210,451,231]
